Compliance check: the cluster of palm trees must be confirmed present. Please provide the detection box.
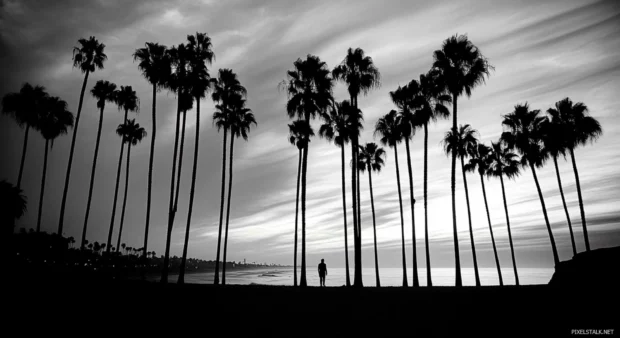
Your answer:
[283,34,602,288]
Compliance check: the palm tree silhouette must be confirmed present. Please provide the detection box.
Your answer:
[547,98,602,252]
[0,180,27,236]
[432,34,492,287]
[222,96,256,285]
[318,100,354,287]
[81,80,117,250]
[178,32,214,285]
[58,36,107,236]
[289,120,314,286]
[1,83,49,189]
[358,142,386,287]
[115,119,147,253]
[464,143,503,286]
[133,42,172,259]
[106,86,139,254]
[502,103,559,266]
[332,48,380,288]
[282,55,334,287]
[487,140,521,285]
[390,80,421,287]
[375,110,408,287]
[36,96,74,232]
[212,68,247,285]
[443,124,481,286]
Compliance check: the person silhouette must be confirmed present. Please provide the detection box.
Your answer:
[318,259,327,287]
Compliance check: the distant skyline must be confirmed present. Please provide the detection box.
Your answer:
[1,0,619,271]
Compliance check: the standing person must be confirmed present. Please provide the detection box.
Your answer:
[318,259,328,287]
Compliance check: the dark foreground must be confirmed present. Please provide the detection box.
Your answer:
[7,279,618,337]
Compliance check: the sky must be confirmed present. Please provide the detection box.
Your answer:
[1,0,619,272]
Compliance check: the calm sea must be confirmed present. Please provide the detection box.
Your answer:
[164,267,554,286]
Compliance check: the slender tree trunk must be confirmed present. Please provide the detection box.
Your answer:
[214,128,228,285]
[423,123,432,287]
[293,148,302,286]
[17,125,30,189]
[179,99,200,284]
[461,157,480,286]
[106,109,128,254]
[351,95,363,288]
[554,156,576,256]
[116,144,132,252]
[451,94,462,287]
[174,109,188,213]
[222,135,236,285]
[81,104,105,249]
[404,138,419,287]
[480,174,503,286]
[368,166,380,287]
[144,84,157,259]
[340,145,351,287]
[353,137,363,287]
[499,174,519,285]
[299,142,308,287]
[530,164,560,265]
[356,150,362,279]
[36,140,50,232]
[569,148,589,251]
[394,145,408,287]
[58,70,90,235]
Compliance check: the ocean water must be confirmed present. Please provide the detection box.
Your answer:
[166,267,554,286]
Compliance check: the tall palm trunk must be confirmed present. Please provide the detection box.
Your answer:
[530,164,560,265]
[368,165,380,287]
[460,156,480,286]
[351,96,363,288]
[423,122,432,287]
[214,127,228,285]
[340,145,351,287]
[553,156,576,256]
[106,109,128,254]
[293,148,302,286]
[394,145,408,287]
[81,103,105,249]
[451,95,462,287]
[356,151,361,270]
[569,148,589,251]
[17,125,31,189]
[116,143,132,252]
[480,173,503,286]
[499,173,519,285]
[299,142,309,287]
[144,84,157,259]
[58,70,90,235]
[179,99,200,284]
[36,140,50,232]
[161,93,182,283]
[174,109,188,213]
[404,138,419,287]
[222,135,236,285]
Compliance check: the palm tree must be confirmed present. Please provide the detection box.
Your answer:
[281,55,334,287]
[358,142,386,287]
[375,110,408,287]
[0,180,27,236]
[115,119,147,253]
[318,100,353,287]
[464,143,503,285]
[106,86,139,254]
[212,68,247,285]
[178,32,214,284]
[390,80,421,287]
[487,140,521,285]
[289,120,314,286]
[432,34,492,286]
[222,96,256,285]
[332,48,380,288]
[443,124,481,286]
[173,90,194,214]
[36,96,74,232]
[547,98,602,252]
[58,36,107,236]
[1,83,49,189]
[133,42,172,259]
[502,103,559,266]
[81,80,117,250]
